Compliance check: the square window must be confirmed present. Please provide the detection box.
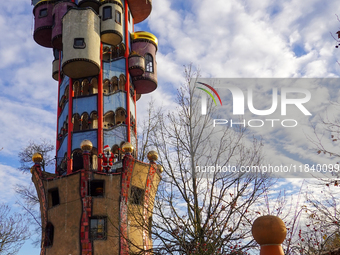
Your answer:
[103,6,112,20]
[130,186,145,205]
[74,38,86,49]
[48,188,60,208]
[90,217,107,240]
[115,10,121,25]
[39,8,48,18]
[88,180,104,197]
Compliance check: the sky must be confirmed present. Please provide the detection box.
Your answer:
[1,0,340,254]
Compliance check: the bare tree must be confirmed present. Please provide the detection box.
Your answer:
[0,203,29,255]
[15,140,54,247]
[130,65,272,255]
[18,139,54,172]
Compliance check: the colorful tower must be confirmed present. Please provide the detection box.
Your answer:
[30,0,161,254]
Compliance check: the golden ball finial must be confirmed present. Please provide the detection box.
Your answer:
[252,215,287,245]
[157,165,163,173]
[122,142,134,153]
[147,151,158,162]
[32,152,43,164]
[80,140,93,152]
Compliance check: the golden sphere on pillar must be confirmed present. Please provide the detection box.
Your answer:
[80,140,93,152]
[147,151,158,162]
[122,142,134,153]
[252,215,287,245]
[32,152,43,164]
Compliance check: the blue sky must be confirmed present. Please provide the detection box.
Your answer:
[1,0,340,253]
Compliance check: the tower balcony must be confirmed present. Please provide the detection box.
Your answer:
[130,31,158,94]
[127,0,152,24]
[33,0,55,48]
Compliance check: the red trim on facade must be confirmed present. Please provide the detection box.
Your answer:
[133,91,137,153]
[125,0,131,143]
[67,78,73,174]
[80,170,93,255]
[55,52,62,174]
[98,43,103,172]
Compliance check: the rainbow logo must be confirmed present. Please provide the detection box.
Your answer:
[196,82,223,106]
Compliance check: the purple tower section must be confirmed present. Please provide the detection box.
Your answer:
[33,0,54,48]
[131,38,158,94]
[52,1,77,50]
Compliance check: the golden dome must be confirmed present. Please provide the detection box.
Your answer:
[80,140,93,152]
[32,152,43,164]
[122,142,134,153]
[131,31,158,47]
[157,165,163,173]
[252,215,287,245]
[147,151,158,162]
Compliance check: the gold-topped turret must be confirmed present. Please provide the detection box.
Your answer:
[131,31,158,47]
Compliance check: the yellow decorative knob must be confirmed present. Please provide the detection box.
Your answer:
[252,215,287,245]
[80,140,93,152]
[122,142,134,153]
[157,165,163,173]
[147,151,158,162]
[32,152,43,164]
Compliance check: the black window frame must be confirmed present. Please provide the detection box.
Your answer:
[73,38,86,49]
[88,180,105,197]
[115,10,121,25]
[39,8,48,18]
[44,222,54,247]
[128,10,131,23]
[145,54,154,73]
[90,217,107,240]
[130,186,145,205]
[103,6,112,20]
[48,188,60,208]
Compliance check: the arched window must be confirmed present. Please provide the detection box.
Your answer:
[62,120,68,136]
[120,141,126,158]
[115,108,126,125]
[91,78,98,94]
[112,45,119,59]
[72,149,83,172]
[82,79,90,96]
[73,113,81,132]
[103,111,115,129]
[59,96,66,111]
[64,85,69,100]
[111,76,118,92]
[118,74,126,91]
[44,222,54,247]
[119,43,125,58]
[81,112,90,131]
[112,144,120,161]
[90,111,98,129]
[91,147,98,171]
[145,54,153,73]
[73,81,81,97]
[103,79,111,94]
[130,115,136,130]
